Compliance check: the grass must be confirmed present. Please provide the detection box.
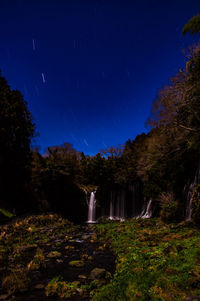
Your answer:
[0,214,76,296]
[92,218,200,300]
[0,208,14,218]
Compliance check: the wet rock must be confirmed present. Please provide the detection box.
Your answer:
[75,239,84,243]
[27,260,40,271]
[76,288,84,295]
[47,251,62,258]
[65,245,74,250]
[0,295,11,300]
[81,235,90,240]
[16,244,37,253]
[68,260,84,267]
[34,284,45,290]
[89,268,107,280]
[78,275,87,280]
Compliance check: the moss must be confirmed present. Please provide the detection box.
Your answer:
[2,270,29,294]
[159,192,180,223]
[45,276,80,299]
[92,218,200,300]
[0,208,14,218]
[68,260,84,267]
[27,248,46,270]
[192,184,200,225]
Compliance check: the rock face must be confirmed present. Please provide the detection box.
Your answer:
[89,268,107,280]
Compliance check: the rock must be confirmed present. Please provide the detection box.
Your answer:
[89,268,107,280]
[47,251,62,258]
[76,288,84,295]
[81,235,90,240]
[81,254,89,260]
[16,244,37,253]
[27,260,39,271]
[78,275,87,279]
[65,245,74,250]
[68,260,84,267]
[34,284,45,290]
[0,295,11,300]
[75,239,84,243]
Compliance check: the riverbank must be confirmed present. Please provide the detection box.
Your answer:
[0,214,115,300]
[92,218,200,300]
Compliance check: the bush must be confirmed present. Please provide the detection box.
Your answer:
[159,192,180,223]
[192,184,200,225]
[2,270,29,294]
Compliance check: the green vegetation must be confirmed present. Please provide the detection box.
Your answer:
[92,219,200,300]
[159,192,180,223]
[2,269,30,294]
[0,208,14,218]
[191,184,200,225]
[45,276,80,299]
[182,14,200,35]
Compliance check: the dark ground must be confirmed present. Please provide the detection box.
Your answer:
[0,216,115,301]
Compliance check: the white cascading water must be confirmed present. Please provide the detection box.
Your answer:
[186,183,195,220]
[109,193,114,220]
[87,191,96,223]
[141,199,152,219]
[185,169,199,220]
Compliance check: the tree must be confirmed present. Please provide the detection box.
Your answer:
[0,72,34,210]
[182,14,200,35]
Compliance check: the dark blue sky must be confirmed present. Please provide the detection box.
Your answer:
[0,1,199,155]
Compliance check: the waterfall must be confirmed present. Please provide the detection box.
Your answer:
[185,168,200,220]
[109,192,114,220]
[141,199,152,219]
[120,190,125,221]
[116,195,120,219]
[186,183,195,220]
[87,191,96,223]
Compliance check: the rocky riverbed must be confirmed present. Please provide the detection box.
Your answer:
[0,214,115,300]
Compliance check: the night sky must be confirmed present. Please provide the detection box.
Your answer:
[0,1,199,155]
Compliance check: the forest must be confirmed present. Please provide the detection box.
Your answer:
[1,15,200,300]
[1,15,200,225]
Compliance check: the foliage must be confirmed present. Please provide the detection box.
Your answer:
[27,248,46,270]
[182,14,200,35]
[192,184,200,225]
[45,276,80,298]
[0,208,14,218]
[0,72,35,210]
[2,270,29,294]
[160,192,180,223]
[92,219,200,300]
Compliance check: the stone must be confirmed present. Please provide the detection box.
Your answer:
[34,284,45,290]
[16,244,37,253]
[47,251,62,258]
[78,275,87,279]
[81,235,90,240]
[0,295,10,300]
[68,260,84,267]
[27,260,39,270]
[89,268,107,280]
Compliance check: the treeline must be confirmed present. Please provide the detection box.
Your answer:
[1,15,200,223]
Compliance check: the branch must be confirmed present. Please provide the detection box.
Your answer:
[178,124,198,132]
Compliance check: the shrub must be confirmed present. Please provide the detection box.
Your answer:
[159,192,180,223]
[2,270,29,294]
[192,184,200,225]
[45,276,80,299]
